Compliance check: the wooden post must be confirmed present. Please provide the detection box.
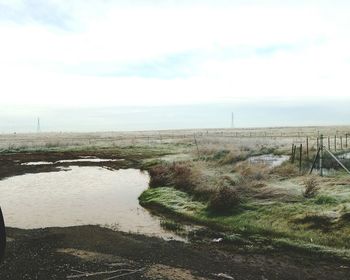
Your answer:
[346,133,348,149]
[306,137,309,159]
[193,134,200,158]
[291,144,295,163]
[334,135,337,152]
[341,136,343,150]
[299,144,303,173]
[320,135,324,176]
[328,136,330,150]
[316,137,319,151]
[310,147,320,175]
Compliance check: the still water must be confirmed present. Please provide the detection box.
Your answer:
[0,167,180,240]
[248,154,290,168]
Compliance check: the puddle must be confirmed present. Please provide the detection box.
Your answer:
[21,158,124,165]
[56,158,124,163]
[248,154,289,168]
[339,152,350,160]
[21,161,53,165]
[310,168,337,176]
[0,167,183,241]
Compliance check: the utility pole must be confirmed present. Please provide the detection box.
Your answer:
[37,117,41,133]
[231,112,234,128]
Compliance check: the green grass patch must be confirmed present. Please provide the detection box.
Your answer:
[313,195,338,205]
[160,219,184,231]
[139,187,350,257]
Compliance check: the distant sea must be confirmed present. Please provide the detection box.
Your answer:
[0,102,349,133]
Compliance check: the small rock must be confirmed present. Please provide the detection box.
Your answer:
[212,238,223,243]
[213,273,234,279]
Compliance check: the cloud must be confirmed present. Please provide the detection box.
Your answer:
[0,0,73,29]
[0,0,350,108]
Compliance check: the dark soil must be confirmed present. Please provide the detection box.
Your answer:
[0,149,141,180]
[1,226,350,280]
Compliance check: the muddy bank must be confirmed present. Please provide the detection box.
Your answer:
[1,226,350,280]
[0,147,160,180]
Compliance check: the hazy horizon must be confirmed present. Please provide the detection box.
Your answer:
[1,101,349,133]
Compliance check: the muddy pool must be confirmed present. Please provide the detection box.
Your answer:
[0,166,183,240]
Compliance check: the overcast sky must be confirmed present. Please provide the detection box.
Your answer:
[1,0,350,108]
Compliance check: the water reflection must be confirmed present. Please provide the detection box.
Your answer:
[0,167,182,241]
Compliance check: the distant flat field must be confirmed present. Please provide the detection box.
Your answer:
[0,125,349,151]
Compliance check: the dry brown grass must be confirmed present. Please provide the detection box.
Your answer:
[270,162,299,178]
[149,162,200,193]
[302,176,319,198]
[218,151,249,165]
[208,186,240,213]
[234,161,269,181]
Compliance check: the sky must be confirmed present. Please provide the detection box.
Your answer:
[0,0,350,131]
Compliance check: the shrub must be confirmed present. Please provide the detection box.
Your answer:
[149,165,171,188]
[302,177,319,198]
[170,163,195,190]
[148,162,199,193]
[208,186,240,213]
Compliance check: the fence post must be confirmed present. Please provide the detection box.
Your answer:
[341,136,343,150]
[193,134,200,158]
[299,144,303,173]
[346,133,348,149]
[317,137,319,150]
[320,135,324,176]
[291,144,295,163]
[328,136,330,150]
[306,137,309,159]
[334,135,337,152]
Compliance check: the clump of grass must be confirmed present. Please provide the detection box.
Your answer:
[271,162,299,178]
[208,186,240,213]
[218,151,248,165]
[234,162,268,181]
[302,177,319,198]
[149,164,171,187]
[340,212,350,223]
[314,195,338,205]
[148,162,200,193]
[295,214,333,232]
[160,219,184,231]
[212,150,230,161]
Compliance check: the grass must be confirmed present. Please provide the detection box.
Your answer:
[302,176,319,198]
[139,186,350,256]
[137,139,350,259]
[313,195,338,205]
[160,219,184,231]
